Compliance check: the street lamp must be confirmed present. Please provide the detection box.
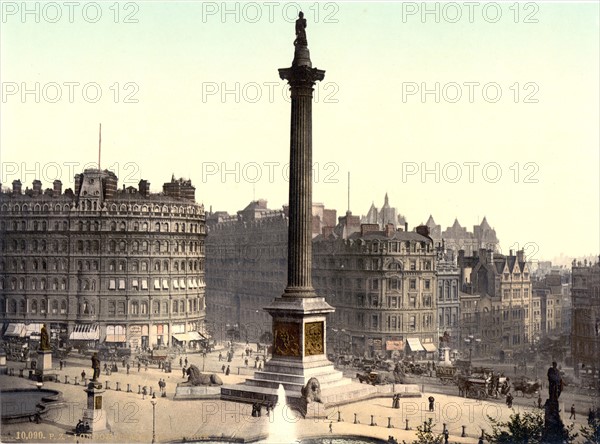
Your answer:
[150,393,157,444]
[464,335,481,362]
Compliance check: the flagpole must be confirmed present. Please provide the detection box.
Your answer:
[98,123,102,170]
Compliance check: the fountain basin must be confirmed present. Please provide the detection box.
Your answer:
[1,388,63,424]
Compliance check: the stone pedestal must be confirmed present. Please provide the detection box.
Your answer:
[34,350,54,381]
[81,382,108,434]
[541,399,568,444]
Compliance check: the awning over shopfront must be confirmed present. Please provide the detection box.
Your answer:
[4,323,26,337]
[422,343,437,353]
[25,323,43,337]
[386,340,404,351]
[172,332,203,342]
[406,337,425,352]
[69,324,99,341]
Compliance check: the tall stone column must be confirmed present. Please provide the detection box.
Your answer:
[278,26,324,298]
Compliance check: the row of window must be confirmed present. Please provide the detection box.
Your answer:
[1,258,205,274]
[107,277,205,291]
[0,297,205,316]
[0,218,204,233]
[356,312,434,331]
[0,202,202,216]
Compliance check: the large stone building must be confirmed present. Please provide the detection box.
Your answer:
[459,249,533,361]
[205,200,289,342]
[313,224,438,358]
[571,257,600,382]
[0,170,206,349]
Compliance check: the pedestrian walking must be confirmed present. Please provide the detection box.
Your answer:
[222,364,226,373]
[506,392,514,408]
[81,370,86,380]
[142,386,147,400]
[329,422,333,433]
[226,365,231,376]
[570,404,576,420]
[428,396,435,412]
[180,357,183,367]
[137,362,141,372]
[162,380,167,396]
[145,363,148,372]
[126,363,130,374]
[182,365,187,378]
[184,357,188,367]
[537,394,542,408]
[443,429,449,444]
[245,358,248,367]
[219,352,222,362]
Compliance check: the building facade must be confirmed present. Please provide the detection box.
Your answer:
[436,249,460,352]
[313,224,438,358]
[426,216,499,255]
[571,257,600,382]
[459,249,533,361]
[0,170,206,349]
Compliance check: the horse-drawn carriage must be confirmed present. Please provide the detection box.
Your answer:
[356,370,405,385]
[513,377,541,398]
[456,374,491,399]
[436,365,458,385]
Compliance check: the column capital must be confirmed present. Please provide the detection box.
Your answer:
[279,65,325,86]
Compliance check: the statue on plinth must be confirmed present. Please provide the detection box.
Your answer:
[91,353,101,381]
[294,11,307,47]
[39,324,51,351]
[547,361,563,401]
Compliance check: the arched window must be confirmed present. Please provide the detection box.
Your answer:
[31,300,38,313]
[52,300,58,314]
[61,300,67,314]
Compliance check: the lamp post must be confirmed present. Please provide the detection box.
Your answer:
[464,335,481,362]
[150,393,157,444]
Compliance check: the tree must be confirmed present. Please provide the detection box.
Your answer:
[412,418,444,444]
[580,409,600,444]
[485,411,544,444]
[486,410,577,444]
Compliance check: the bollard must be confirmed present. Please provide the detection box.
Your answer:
[337,411,342,422]
[388,417,393,428]
[354,413,358,424]
[19,368,24,378]
[149,387,153,396]
[127,383,132,393]
[116,382,121,391]
[74,377,78,385]
[405,419,409,430]
[105,381,110,390]
[461,425,466,437]
[65,375,69,384]
[138,385,141,394]
[443,423,447,433]
[370,415,376,426]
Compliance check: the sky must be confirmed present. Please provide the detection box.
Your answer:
[1,1,599,263]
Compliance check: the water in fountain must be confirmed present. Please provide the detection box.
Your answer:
[263,384,298,443]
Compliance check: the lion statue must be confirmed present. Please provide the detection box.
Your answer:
[301,377,322,403]
[184,364,223,386]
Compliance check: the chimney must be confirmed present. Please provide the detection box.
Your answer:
[32,180,42,195]
[360,223,379,236]
[12,180,22,195]
[322,226,334,238]
[517,250,525,262]
[404,222,408,232]
[53,180,62,195]
[509,249,514,256]
[416,224,430,237]
[138,179,150,197]
[385,223,394,238]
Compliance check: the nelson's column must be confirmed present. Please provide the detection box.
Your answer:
[221,12,350,411]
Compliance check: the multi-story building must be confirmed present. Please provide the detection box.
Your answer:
[426,216,499,255]
[571,257,600,382]
[459,249,533,361]
[313,224,438,358]
[0,170,206,349]
[205,200,289,342]
[436,249,460,351]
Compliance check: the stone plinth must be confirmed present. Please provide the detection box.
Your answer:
[81,382,108,434]
[33,350,56,381]
[541,399,568,444]
[174,384,221,400]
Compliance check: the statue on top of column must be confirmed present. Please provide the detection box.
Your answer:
[294,11,307,47]
[39,324,51,351]
[547,361,563,401]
